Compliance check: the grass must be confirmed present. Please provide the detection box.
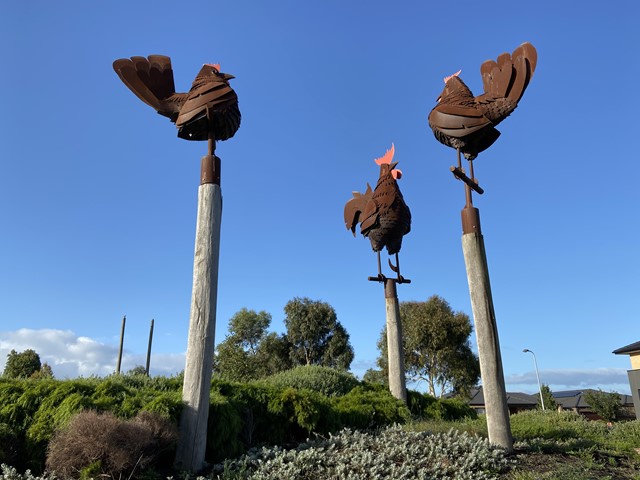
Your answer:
[409,410,640,479]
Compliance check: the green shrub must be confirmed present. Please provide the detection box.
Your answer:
[261,365,360,397]
[207,391,244,463]
[427,397,478,421]
[332,384,409,429]
[406,390,437,418]
[0,423,20,467]
[141,391,182,421]
[607,420,640,453]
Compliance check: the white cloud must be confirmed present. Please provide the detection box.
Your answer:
[506,368,630,393]
[0,328,185,378]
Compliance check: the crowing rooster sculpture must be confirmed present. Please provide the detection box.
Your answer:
[428,42,537,163]
[112,55,240,142]
[344,144,411,281]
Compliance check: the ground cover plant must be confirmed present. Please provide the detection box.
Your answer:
[213,426,510,479]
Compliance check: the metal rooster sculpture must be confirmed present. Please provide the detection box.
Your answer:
[428,42,537,165]
[112,55,240,144]
[344,144,411,281]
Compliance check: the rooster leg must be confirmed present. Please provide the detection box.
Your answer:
[376,252,385,281]
[457,147,462,171]
[206,108,216,156]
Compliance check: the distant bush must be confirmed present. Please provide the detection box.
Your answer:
[45,410,176,479]
[261,365,360,397]
[510,409,589,442]
[584,389,622,422]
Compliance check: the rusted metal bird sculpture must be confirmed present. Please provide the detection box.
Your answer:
[428,42,537,163]
[344,144,411,281]
[112,55,240,142]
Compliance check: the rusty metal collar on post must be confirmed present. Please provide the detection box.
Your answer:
[201,155,221,185]
[461,206,481,235]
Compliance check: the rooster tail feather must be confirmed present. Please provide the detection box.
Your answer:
[480,42,537,102]
[507,42,537,103]
[113,55,175,111]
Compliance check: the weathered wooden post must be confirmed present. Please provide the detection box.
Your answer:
[383,278,407,402]
[175,152,222,470]
[112,55,241,471]
[460,198,513,451]
[345,144,412,403]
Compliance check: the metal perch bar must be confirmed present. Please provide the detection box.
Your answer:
[450,166,484,195]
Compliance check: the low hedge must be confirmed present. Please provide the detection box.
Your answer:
[0,373,474,474]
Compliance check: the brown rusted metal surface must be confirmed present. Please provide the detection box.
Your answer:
[461,206,481,235]
[200,155,221,185]
[112,55,241,142]
[428,42,537,161]
[450,166,484,195]
[345,144,411,283]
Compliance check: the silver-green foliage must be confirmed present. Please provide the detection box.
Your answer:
[214,425,510,479]
[0,465,56,480]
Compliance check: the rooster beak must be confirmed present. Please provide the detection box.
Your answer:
[390,161,399,170]
[223,73,235,80]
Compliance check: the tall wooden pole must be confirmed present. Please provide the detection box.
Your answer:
[460,202,513,452]
[384,279,407,403]
[145,319,154,376]
[116,315,126,374]
[175,153,222,471]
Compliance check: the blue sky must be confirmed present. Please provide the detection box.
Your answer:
[1,1,638,395]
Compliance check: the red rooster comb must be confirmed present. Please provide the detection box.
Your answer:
[443,70,461,84]
[374,143,395,166]
[205,63,221,72]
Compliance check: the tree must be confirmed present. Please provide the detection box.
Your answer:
[362,368,388,385]
[584,389,622,422]
[538,384,558,410]
[2,349,42,378]
[215,308,290,381]
[127,365,148,376]
[377,295,480,397]
[284,297,354,370]
[30,362,54,380]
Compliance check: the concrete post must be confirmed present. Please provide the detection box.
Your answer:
[175,155,222,471]
[384,279,407,403]
[461,223,513,452]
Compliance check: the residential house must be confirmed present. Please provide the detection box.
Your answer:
[613,340,640,419]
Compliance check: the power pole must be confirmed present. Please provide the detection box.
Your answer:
[145,319,154,376]
[116,315,126,374]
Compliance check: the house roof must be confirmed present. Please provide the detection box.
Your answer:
[467,387,537,407]
[552,389,634,409]
[613,341,640,355]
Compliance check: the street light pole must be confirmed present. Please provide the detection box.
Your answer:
[523,348,545,411]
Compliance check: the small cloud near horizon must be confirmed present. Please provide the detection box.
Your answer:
[0,328,185,378]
